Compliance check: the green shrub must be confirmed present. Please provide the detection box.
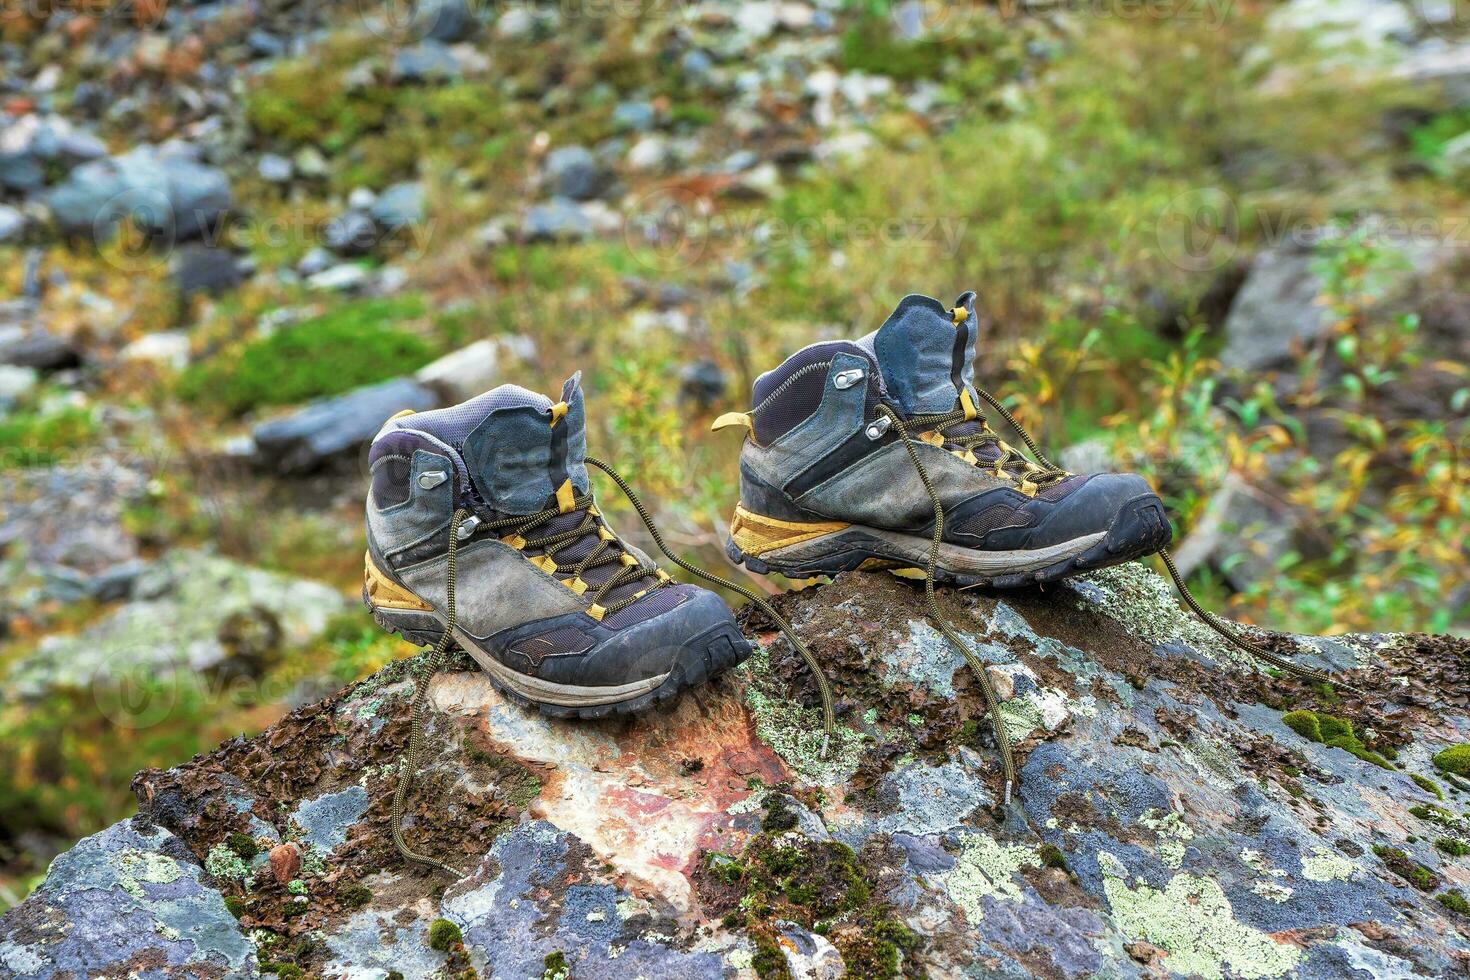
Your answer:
[178,296,434,416]
[1435,838,1469,857]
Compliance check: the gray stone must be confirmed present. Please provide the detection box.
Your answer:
[257,152,292,183]
[1220,243,1325,372]
[0,363,38,405]
[678,358,727,407]
[8,561,1466,978]
[0,151,44,194]
[296,245,335,276]
[612,100,656,132]
[413,0,475,42]
[0,819,256,979]
[252,376,440,473]
[171,243,246,297]
[0,204,24,243]
[8,549,345,696]
[48,144,232,242]
[369,181,425,230]
[392,41,463,83]
[307,262,371,292]
[322,209,378,255]
[415,336,532,403]
[247,28,286,58]
[0,328,80,371]
[543,145,605,201]
[522,197,593,242]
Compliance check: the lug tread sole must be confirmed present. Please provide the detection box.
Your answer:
[727,495,1172,590]
[365,589,752,720]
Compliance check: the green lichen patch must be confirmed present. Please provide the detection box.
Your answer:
[1432,744,1470,777]
[1100,853,1303,980]
[945,832,1041,921]
[743,646,865,787]
[115,847,186,899]
[1300,845,1356,882]
[204,843,254,885]
[1139,809,1194,870]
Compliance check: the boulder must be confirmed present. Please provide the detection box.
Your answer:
[4,567,1467,977]
[521,196,593,242]
[1219,242,1325,372]
[0,203,24,243]
[47,143,232,242]
[171,243,247,297]
[0,459,144,578]
[414,336,534,404]
[391,41,463,83]
[7,549,346,698]
[321,209,378,256]
[251,376,440,474]
[0,326,81,371]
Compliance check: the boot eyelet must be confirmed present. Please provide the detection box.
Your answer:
[418,470,448,490]
[456,515,480,540]
[833,368,865,390]
[865,417,891,439]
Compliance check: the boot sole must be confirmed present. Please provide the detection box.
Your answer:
[726,494,1171,588]
[364,556,751,719]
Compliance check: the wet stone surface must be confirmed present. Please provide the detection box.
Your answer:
[2,564,1468,977]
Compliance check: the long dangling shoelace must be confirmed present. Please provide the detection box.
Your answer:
[391,463,839,875]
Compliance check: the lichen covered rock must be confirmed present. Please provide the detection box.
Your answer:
[3,565,1469,977]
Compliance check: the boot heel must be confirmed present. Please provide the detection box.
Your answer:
[728,504,848,558]
[363,552,448,648]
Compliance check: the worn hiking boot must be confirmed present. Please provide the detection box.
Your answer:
[721,292,1173,587]
[364,373,752,718]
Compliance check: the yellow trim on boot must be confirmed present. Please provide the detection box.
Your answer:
[729,504,849,557]
[364,551,433,612]
[555,478,577,514]
[712,412,752,433]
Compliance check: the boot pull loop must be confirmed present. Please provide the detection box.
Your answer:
[711,412,753,434]
[951,306,967,326]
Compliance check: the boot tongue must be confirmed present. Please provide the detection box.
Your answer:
[459,373,590,516]
[858,292,979,417]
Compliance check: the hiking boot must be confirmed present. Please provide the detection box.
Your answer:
[721,292,1173,588]
[364,373,751,718]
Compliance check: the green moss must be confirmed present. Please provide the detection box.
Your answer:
[750,926,793,980]
[761,793,800,833]
[260,965,305,979]
[1372,845,1439,891]
[1411,803,1458,826]
[1413,775,1445,799]
[0,404,98,472]
[1438,889,1470,916]
[178,296,434,415]
[226,832,259,861]
[1281,711,1322,742]
[542,951,568,979]
[839,14,948,82]
[1039,843,1069,871]
[338,883,373,909]
[427,917,463,951]
[1316,714,1353,741]
[223,895,247,919]
[1434,838,1470,857]
[1433,745,1470,777]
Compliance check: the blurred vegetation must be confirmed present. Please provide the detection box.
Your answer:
[1,3,1467,907]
